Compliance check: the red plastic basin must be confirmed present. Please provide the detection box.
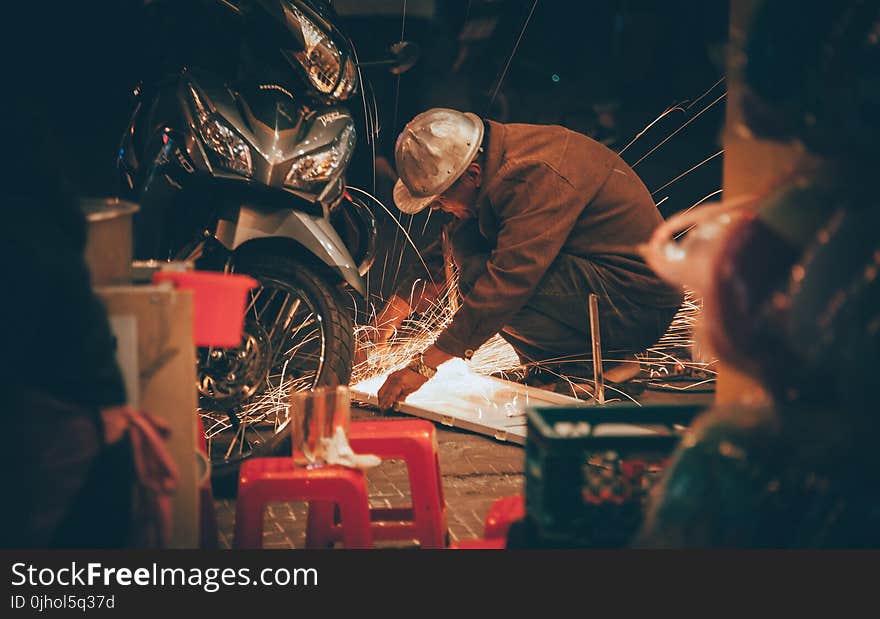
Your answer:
[152,270,258,347]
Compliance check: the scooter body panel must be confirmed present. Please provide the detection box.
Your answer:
[216,204,365,296]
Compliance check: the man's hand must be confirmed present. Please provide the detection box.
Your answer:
[377,366,429,410]
[375,344,455,410]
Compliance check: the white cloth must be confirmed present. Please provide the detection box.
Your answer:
[321,426,382,470]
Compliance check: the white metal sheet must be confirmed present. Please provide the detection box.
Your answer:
[351,359,590,445]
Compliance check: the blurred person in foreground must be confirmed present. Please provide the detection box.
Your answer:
[0,2,176,548]
[633,0,880,547]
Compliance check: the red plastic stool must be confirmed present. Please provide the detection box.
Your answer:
[484,495,525,540]
[306,419,448,549]
[234,458,373,549]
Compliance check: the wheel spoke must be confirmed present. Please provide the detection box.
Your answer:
[279,298,303,335]
[266,292,292,343]
[245,288,263,320]
[255,288,280,322]
[274,310,310,352]
[284,340,323,362]
[278,318,319,359]
[224,423,244,461]
[238,425,249,456]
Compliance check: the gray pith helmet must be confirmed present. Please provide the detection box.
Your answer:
[392,108,484,215]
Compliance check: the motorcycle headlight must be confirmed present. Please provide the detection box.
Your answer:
[284,122,355,191]
[283,3,357,100]
[187,86,253,177]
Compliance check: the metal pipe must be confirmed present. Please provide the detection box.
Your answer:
[588,293,605,405]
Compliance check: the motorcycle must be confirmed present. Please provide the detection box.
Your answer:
[117,0,412,482]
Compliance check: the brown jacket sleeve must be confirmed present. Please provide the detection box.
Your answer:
[434,161,589,357]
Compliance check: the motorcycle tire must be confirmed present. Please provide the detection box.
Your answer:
[201,254,354,496]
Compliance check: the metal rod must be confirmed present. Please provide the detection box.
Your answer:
[588,293,605,405]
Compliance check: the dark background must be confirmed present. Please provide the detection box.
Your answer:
[4,0,729,308]
[336,1,729,304]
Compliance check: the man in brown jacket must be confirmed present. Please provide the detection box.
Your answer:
[374,108,682,409]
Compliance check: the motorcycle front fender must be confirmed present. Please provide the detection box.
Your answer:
[216,204,366,297]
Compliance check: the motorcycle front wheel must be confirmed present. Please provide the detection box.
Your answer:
[196,255,354,490]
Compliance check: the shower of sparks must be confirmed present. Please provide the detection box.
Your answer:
[351,270,716,410]
[632,91,727,169]
[347,78,727,417]
[216,222,719,450]
[351,274,553,412]
[352,274,473,385]
[202,274,714,458]
[617,103,686,157]
[201,376,296,459]
[637,287,718,385]
[199,318,321,462]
